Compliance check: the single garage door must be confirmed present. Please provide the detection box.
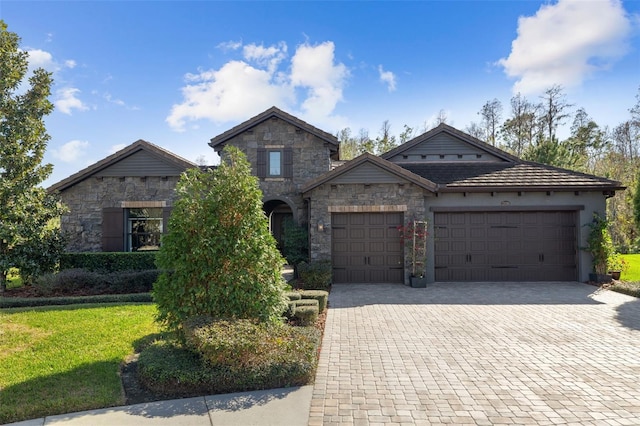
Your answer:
[434,211,577,281]
[332,212,404,283]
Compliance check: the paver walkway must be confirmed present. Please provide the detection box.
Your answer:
[309,282,640,425]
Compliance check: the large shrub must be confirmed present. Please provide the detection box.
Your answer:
[153,147,288,332]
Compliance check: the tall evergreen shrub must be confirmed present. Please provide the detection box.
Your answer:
[154,147,287,332]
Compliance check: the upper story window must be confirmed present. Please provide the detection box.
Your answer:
[257,148,293,179]
[269,150,282,176]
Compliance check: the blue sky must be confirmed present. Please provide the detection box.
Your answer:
[2,0,639,187]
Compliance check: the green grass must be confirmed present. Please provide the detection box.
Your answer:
[0,303,159,424]
[621,254,640,281]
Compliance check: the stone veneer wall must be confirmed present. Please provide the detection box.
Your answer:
[306,182,431,285]
[220,117,334,224]
[59,175,181,251]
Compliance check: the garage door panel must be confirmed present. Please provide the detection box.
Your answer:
[469,241,486,251]
[350,228,365,239]
[435,211,577,282]
[350,242,365,252]
[369,228,385,239]
[369,242,384,252]
[332,212,404,284]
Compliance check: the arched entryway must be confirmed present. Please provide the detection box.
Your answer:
[263,198,296,253]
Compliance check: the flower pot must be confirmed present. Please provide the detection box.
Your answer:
[609,271,621,280]
[410,276,428,288]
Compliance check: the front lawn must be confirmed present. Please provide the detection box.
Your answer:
[0,303,158,424]
[621,254,640,281]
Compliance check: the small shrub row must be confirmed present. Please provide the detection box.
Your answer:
[609,281,640,298]
[60,252,157,272]
[137,318,321,397]
[296,260,332,291]
[0,293,153,309]
[34,269,159,296]
[284,290,328,325]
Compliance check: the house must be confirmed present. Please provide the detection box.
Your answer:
[48,140,196,252]
[50,107,624,284]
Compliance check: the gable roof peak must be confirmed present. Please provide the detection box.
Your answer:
[380,123,520,163]
[209,106,339,151]
[47,139,197,193]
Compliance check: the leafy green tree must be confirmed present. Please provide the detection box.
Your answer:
[154,146,288,333]
[500,93,539,157]
[565,108,607,172]
[0,21,66,292]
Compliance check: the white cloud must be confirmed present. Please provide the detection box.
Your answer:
[378,65,397,92]
[104,92,140,110]
[64,59,77,69]
[243,42,287,72]
[217,40,242,52]
[167,40,349,132]
[26,49,56,70]
[498,0,633,95]
[290,41,349,123]
[55,87,88,115]
[52,140,90,163]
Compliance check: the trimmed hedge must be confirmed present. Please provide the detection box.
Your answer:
[293,305,318,326]
[60,252,157,272]
[137,317,321,397]
[0,293,153,309]
[299,290,328,312]
[284,291,302,301]
[609,281,640,298]
[297,260,332,291]
[33,269,159,296]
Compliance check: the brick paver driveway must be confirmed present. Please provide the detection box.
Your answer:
[309,282,640,425]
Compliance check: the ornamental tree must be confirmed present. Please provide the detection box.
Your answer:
[0,21,67,292]
[154,146,288,332]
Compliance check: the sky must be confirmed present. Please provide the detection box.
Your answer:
[2,0,639,188]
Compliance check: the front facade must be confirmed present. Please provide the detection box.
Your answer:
[50,107,624,284]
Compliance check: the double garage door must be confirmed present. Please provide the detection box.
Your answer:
[332,212,404,283]
[434,211,577,281]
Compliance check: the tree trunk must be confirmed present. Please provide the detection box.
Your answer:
[0,271,6,294]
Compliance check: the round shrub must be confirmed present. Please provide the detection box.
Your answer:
[293,306,319,326]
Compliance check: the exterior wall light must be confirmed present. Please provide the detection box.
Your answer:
[317,220,324,232]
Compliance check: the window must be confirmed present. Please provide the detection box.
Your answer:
[126,208,163,251]
[269,150,282,176]
[257,148,292,179]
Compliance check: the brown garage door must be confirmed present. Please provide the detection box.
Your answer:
[332,212,404,283]
[434,211,577,281]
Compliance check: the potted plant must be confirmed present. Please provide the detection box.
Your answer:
[398,219,428,288]
[583,213,614,283]
[607,253,627,280]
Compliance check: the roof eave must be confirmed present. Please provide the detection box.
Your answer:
[47,140,197,193]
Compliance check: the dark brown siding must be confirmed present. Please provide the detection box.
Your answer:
[97,150,185,177]
[102,208,124,252]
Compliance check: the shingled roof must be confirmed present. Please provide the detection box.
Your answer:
[399,161,624,192]
[209,106,339,154]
